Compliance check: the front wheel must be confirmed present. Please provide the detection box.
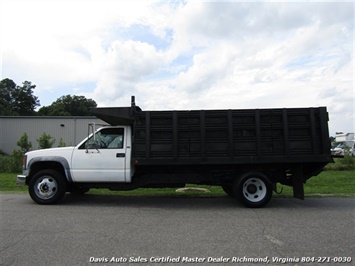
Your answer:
[234,172,272,208]
[29,170,67,205]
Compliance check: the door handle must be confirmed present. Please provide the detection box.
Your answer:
[116,153,125,158]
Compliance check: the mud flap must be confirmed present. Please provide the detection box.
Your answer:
[292,165,304,200]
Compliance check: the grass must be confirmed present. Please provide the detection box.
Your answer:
[276,170,355,197]
[0,173,28,193]
[1,170,354,197]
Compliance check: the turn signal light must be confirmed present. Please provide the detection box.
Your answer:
[22,155,27,170]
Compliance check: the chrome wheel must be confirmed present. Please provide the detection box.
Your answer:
[34,176,58,200]
[29,170,67,204]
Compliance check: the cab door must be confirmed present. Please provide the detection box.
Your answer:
[71,127,128,182]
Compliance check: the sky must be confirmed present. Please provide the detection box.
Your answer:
[0,0,354,136]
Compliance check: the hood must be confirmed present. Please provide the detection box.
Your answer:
[26,146,75,157]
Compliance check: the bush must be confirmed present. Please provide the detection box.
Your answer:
[0,155,11,172]
[17,132,32,153]
[11,150,23,173]
[5,132,33,173]
[0,155,21,173]
[58,138,66,147]
[37,133,55,149]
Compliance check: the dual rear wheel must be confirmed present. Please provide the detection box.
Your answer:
[223,172,273,208]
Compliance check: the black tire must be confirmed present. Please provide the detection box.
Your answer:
[221,185,234,197]
[233,172,272,208]
[29,169,67,205]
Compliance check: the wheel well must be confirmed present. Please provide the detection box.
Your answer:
[27,161,67,185]
[221,169,276,184]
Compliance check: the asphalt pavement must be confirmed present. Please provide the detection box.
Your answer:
[0,193,354,266]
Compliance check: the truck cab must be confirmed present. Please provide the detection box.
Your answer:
[72,125,132,182]
[17,125,133,204]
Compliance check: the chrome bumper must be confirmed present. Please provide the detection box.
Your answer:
[16,175,27,185]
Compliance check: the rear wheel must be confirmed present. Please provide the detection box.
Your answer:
[234,172,272,208]
[29,170,67,205]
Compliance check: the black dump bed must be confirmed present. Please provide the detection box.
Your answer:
[91,103,332,166]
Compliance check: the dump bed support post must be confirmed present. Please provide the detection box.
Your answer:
[173,111,178,160]
[227,110,234,160]
[292,164,304,200]
[200,110,206,161]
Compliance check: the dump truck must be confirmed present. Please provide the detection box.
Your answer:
[17,96,333,207]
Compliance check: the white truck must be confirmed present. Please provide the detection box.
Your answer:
[17,97,333,208]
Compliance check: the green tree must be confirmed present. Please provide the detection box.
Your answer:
[0,79,16,115]
[37,133,56,149]
[37,95,97,116]
[0,78,40,115]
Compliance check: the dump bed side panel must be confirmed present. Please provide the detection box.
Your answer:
[133,107,332,165]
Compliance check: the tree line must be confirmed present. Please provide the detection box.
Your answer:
[0,78,97,116]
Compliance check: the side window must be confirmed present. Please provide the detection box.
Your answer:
[80,128,124,149]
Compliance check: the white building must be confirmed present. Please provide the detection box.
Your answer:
[335,132,355,143]
[0,116,106,155]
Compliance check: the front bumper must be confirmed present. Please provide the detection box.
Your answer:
[16,175,27,185]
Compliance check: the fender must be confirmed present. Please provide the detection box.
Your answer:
[28,156,74,183]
